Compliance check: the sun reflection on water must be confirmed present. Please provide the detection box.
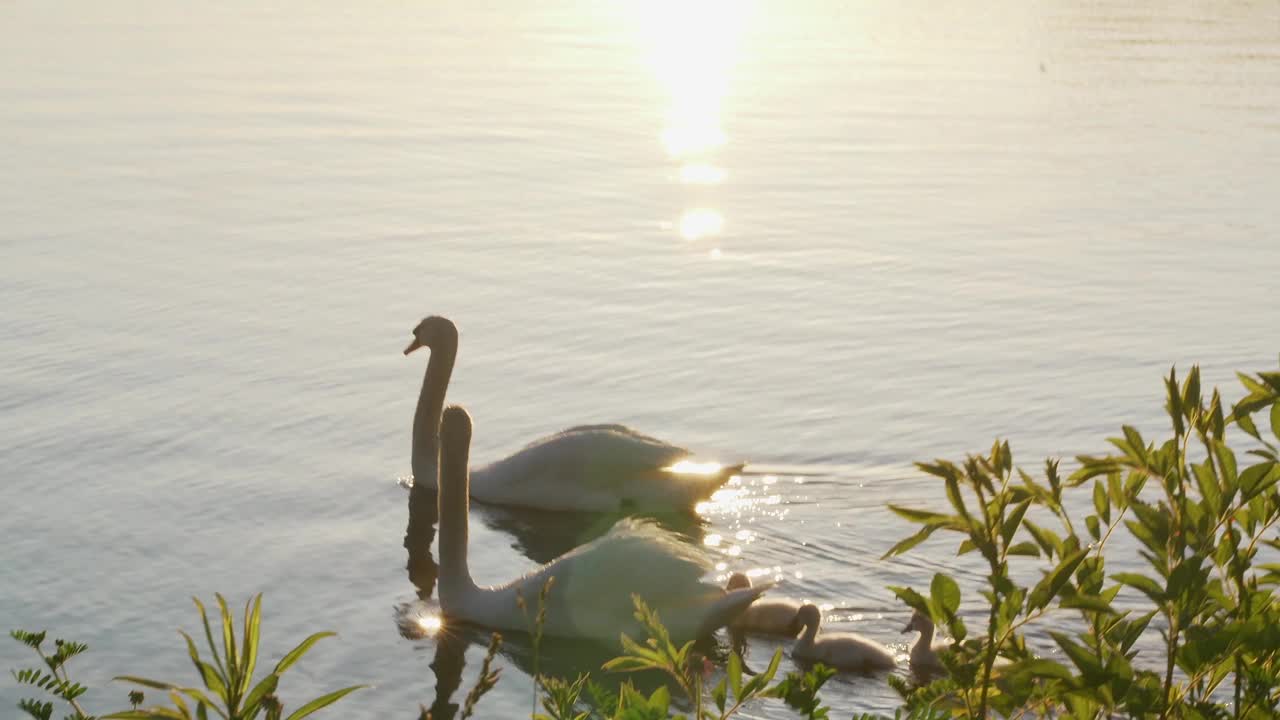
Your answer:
[633,0,751,245]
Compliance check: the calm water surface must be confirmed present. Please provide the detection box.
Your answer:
[2,0,1278,716]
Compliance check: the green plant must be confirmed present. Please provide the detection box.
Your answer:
[883,361,1280,719]
[104,594,364,720]
[10,629,95,720]
[766,664,835,719]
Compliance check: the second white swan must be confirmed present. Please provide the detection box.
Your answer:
[435,404,769,645]
[404,315,744,512]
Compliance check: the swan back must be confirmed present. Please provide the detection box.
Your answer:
[471,425,737,511]
[724,573,802,636]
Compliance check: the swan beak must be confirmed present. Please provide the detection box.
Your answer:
[403,338,424,355]
[901,622,913,634]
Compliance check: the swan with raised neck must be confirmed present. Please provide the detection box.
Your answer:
[902,610,948,677]
[404,315,744,512]
[435,404,770,645]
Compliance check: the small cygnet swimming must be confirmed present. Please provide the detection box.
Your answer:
[902,609,948,677]
[790,603,896,672]
[724,572,805,635]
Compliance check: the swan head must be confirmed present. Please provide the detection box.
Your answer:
[902,610,932,634]
[441,405,473,455]
[725,572,751,591]
[404,315,459,356]
[789,603,821,636]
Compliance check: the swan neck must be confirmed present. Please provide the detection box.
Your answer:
[438,427,476,600]
[802,616,820,645]
[412,333,457,480]
[915,621,934,653]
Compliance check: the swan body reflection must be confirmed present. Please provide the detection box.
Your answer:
[404,316,743,512]
[435,405,768,646]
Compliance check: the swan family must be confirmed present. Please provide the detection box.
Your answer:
[404,313,950,674]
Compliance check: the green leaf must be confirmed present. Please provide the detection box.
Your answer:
[242,672,279,713]
[1111,573,1163,603]
[1182,367,1201,410]
[1085,515,1101,542]
[114,676,183,692]
[1061,595,1116,614]
[880,523,943,559]
[711,675,727,713]
[944,474,972,527]
[1050,631,1104,681]
[214,595,238,687]
[1024,520,1063,559]
[1028,548,1087,611]
[887,506,958,526]
[930,574,960,616]
[240,594,262,700]
[888,586,930,616]
[1238,462,1279,502]
[1271,402,1280,443]
[1007,542,1041,557]
[102,710,188,720]
[1093,482,1110,524]
[192,598,225,684]
[1237,411,1262,439]
[179,632,227,703]
[272,632,336,676]
[727,651,742,699]
[282,685,366,720]
[1000,499,1032,548]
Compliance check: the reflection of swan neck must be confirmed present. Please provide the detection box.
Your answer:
[412,328,457,480]
[438,407,477,603]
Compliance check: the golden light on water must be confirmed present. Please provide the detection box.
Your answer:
[679,209,724,240]
[666,459,725,475]
[633,0,750,244]
[679,163,727,184]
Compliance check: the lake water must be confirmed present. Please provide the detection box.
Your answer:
[2,0,1278,717]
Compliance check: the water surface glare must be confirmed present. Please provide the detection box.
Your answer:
[2,0,1279,716]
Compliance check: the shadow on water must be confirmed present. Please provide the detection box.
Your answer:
[400,484,715,716]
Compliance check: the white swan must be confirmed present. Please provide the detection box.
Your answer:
[725,573,804,636]
[790,604,896,672]
[435,404,769,646]
[404,316,744,512]
[902,610,948,677]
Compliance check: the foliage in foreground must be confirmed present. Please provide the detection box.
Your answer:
[12,359,1279,719]
[883,361,1280,718]
[10,629,97,720]
[11,594,364,720]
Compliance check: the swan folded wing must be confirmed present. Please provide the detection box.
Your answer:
[473,427,704,509]
[522,519,726,643]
